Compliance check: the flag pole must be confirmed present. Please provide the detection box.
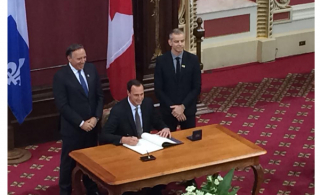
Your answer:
[8,107,31,165]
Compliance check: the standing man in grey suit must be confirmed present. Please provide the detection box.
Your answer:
[53,44,103,195]
[154,28,201,131]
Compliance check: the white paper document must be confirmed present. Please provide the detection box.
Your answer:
[122,133,182,155]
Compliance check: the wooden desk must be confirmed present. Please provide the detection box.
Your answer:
[70,124,267,195]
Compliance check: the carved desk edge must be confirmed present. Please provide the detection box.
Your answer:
[72,156,264,195]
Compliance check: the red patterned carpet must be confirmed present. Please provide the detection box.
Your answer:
[8,54,314,195]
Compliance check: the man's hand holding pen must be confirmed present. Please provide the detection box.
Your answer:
[121,136,139,146]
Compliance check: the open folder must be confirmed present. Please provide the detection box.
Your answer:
[123,133,183,155]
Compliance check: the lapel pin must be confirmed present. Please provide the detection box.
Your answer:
[182,65,185,68]
[87,74,90,77]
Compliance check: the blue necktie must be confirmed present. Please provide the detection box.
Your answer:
[78,70,88,96]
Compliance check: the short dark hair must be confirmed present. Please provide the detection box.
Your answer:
[169,28,184,40]
[127,79,143,92]
[66,44,84,58]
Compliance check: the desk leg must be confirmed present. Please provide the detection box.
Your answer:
[72,165,84,195]
[251,164,264,195]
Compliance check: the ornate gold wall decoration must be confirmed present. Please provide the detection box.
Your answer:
[150,0,162,62]
[273,0,291,10]
[178,0,197,52]
[256,0,273,38]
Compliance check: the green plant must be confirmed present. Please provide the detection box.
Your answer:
[182,169,239,195]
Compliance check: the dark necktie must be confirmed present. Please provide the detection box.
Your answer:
[175,57,181,79]
[78,70,88,96]
[135,107,143,137]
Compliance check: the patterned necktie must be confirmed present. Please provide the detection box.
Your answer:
[135,107,143,137]
[175,57,181,79]
[78,70,88,96]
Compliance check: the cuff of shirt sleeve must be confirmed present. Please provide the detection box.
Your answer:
[79,121,84,127]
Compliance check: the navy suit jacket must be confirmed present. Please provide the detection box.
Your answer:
[154,50,201,116]
[53,63,104,137]
[100,97,167,145]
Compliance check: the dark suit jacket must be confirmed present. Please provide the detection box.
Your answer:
[154,50,201,116]
[100,97,167,145]
[53,63,104,137]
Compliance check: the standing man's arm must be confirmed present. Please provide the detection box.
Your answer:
[154,57,175,108]
[181,55,201,108]
[87,66,104,127]
[53,73,93,131]
[94,66,104,119]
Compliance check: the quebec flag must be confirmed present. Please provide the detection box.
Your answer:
[8,0,32,124]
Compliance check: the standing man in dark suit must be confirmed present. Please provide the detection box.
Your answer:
[100,79,171,146]
[154,28,201,131]
[53,44,103,195]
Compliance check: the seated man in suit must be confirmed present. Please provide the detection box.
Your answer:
[100,79,170,195]
[100,79,171,145]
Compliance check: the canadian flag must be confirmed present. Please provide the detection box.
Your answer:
[107,0,136,101]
